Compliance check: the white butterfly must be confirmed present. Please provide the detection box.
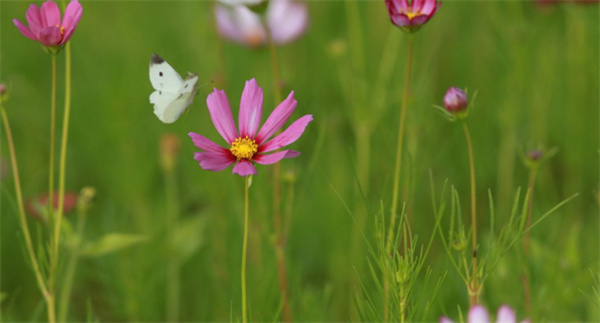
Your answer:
[149,54,199,124]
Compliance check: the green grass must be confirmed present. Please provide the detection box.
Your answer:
[1,1,598,321]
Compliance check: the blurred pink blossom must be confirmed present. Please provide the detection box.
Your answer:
[385,0,441,33]
[441,305,530,323]
[215,0,308,47]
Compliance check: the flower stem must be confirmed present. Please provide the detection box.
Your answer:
[166,165,180,322]
[462,121,478,306]
[387,36,413,253]
[52,42,73,315]
[49,54,57,225]
[242,176,250,323]
[521,165,538,315]
[58,206,86,322]
[264,17,292,323]
[385,35,413,323]
[1,107,52,322]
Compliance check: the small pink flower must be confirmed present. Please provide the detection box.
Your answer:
[13,0,83,50]
[443,87,468,113]
[215,0,308,47]
[26,192,78,221]
[385,0,441,33]
[440,305,530,323]
[189,78,312,177]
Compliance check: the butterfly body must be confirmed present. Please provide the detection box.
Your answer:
[149,54,198,123]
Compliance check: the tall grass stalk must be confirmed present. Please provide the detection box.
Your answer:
[263,18,292,322]
[1,107,52,322]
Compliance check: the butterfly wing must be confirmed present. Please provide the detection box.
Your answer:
[159,74,199,124]
[149,53,183,92]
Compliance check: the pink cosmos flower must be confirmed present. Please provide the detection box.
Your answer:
[440,305,530,323]
[443,87,468,113]
[385,0,441,33]
[189,78,312,177]
[215,0,308,47]
[13,0,83,50]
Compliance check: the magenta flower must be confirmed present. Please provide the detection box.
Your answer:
[441,305,530,323]
[385,0,441,33]
[215,0,308,47]
[444,87,468,112]
[189,78,312,177]
[13,0,83,50]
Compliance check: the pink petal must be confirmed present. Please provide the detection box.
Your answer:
[215,4,265,46]
[39,26,62,46]
[413,0,425,11]
[255,91,297,144]
[13,19,37,40]
[194,151,235,172]
[468,305,490,323]
[421,0,437,15]
[61,0,83,30]
[496,305,516,323]
[40,1,61,29]
[411,15,431,26]
[259,115,312,153]
[254,150,300,165]
[267,0,308,44]
[25,4,43,34]
[232,160,256,177]
[239,78,263,138]
[207,88,239,144]
[59,27,76,45]
[391,13,411,27]
[189,132,227,153]
[440,317,455,323]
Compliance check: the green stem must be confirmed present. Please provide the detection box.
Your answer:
[58,207,86,322]
[242,176,250,323]
[49,54,57,225]
[387,36,414,253]
[521,165,537,316]
[1,107,52,322]
[264,18,292,323]
[166,167,180,322]
[53,42,73,317]
[462,122,478,306]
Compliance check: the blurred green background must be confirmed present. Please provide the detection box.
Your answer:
[1,0,598,321]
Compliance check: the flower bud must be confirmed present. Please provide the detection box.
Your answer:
[78,186,96,214]
[527,150,543,162]
[0,84,6,96]
[443,87,468,113]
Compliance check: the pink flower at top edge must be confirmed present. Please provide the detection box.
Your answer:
[215,0,308,47]
[13,0,83,50]
[189,78,312,177]
[385,0,441,33]
[440,304,531,323]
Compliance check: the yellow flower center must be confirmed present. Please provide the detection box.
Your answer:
[405,9,421,20]
[230,136,258,160]
[56,25,66,36]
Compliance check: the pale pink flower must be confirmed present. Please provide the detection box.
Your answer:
[13,0,83,49]
[441,305,530,323]
[215,0,308,47]
[189,78,312,177]
[385,0,441,33]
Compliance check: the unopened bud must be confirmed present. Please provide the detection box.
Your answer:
[160,134,181,174]
[78,186,96,214]
[527,150,543,162]
[443,87,468,113]
[395,257,411,285]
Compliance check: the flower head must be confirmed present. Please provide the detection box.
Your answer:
[444,87,468,112]
[441,305,530,323]
[189,78,312,177]
[385,0,441,33]
[13,0,83,52]
[435,86,476,122]
[216,0,308,47]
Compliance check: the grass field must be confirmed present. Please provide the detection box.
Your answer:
[1,0,599,321]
